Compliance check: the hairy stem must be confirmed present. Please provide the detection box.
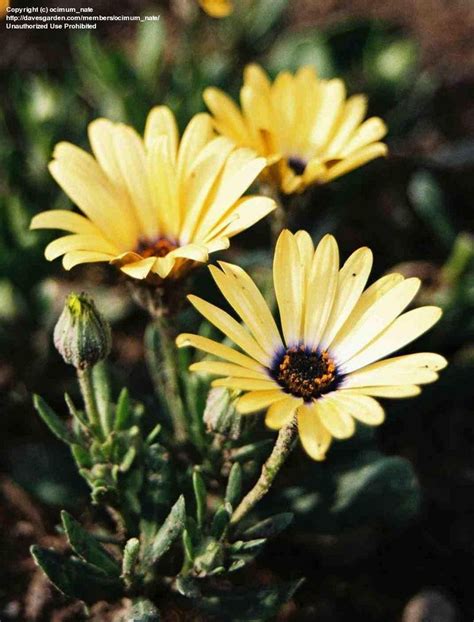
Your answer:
[230,415,298,525]
[77,367,102,440]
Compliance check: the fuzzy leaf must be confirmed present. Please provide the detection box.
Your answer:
[225,462,242,508]
[70,444,92,469]
[143,495,186,566]
[33,394,74,444]
[61,511,120,576]
[176,575,201,598]
[93,362,114,435]
[31,545,123,604]
[65,393,89,429]
[122,538,140,587]
[231,439,273,463]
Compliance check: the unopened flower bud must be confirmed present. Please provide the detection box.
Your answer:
[54,293,111,370]
[203,387,242,440]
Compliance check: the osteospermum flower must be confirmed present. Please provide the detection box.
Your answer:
[30,108,274,282]
[199,0,233,17]
[177,230,446,461]
[204,64,388,194]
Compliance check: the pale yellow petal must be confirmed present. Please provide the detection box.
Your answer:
[113,124,155,238]
[297,403,332,461]
[339,117,388,157]
[320,247,373,350]
[317,394,355,439]
[235,390,287,414]
[328,391,385,425]
[265,397,301,430]
[45,234,119,261]
[303,234,339,350]
[325,94,368,158]
[322,143,388,183]
[332,277,421,364]
[204,88,248,144]
[214,262,283,355]
[187,295,271,366]
[49,143,135,249]
[207,196,275,241]
[120,257,157,279]
[144,106,178,159]
[62,250,114,270]
[345,385,421,398]
[147,135,179,237]
[176,333,263,371]
[212,377,279,391]
[273,230,305,347]
[343,306,443,374]
[343,352,447,388]
[309,79,346,153]
[244,64,272,93]
[294,230,314,276]
[189,361,267,380]
[176,113,214,186]
[30,210,102,236]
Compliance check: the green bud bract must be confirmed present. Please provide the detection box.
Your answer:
[54,293,111,370]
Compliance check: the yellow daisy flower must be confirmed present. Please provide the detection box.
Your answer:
[204,64,388,194]
[30,108,274,282]
[199,0,233,17]
[177,230,446,461]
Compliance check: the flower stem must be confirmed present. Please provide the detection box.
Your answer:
[152,315,188,444]
[77,366,103,440]
[230,415,298,525]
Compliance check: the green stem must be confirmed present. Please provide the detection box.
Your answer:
[230,415,298,525]
[77,367,103,440]
[153,315,188,444]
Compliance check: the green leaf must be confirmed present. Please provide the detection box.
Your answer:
[241,512,293,540]
[192,468,207,530]
[61,511,120,576]
[225,462,242,508]
[70,444,92,469]
[130,597,161,621]
[33,394,74,445]
[175,575,201,598]
[143,495,186,566]
[231,439,273,463]
[65,393,89,430]
[210,502,232,540]
[115,387,131,431]
[31,545,123,604]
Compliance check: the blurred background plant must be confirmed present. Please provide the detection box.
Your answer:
[1,0,473,620]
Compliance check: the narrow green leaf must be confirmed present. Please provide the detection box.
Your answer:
[61,511,120,576]
[115,387,131,431]
[65,393,89,429]
[120,447,136,473]
[231,439,273,463]
[175,575,201,598]
[210,502,232,540]
[225,463,242,508]
[144,495,186,566]
[192,468,207,530]
[182,529,194,564]
[33,394,73,444]
[146,423,161,445]
[30,545,123,604]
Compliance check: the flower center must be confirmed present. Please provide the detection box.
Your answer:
[272,346,338,401]
[136,237,178,259]
[287,156,307,176]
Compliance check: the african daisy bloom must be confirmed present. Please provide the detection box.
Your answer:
[30,107,274,282]
[177,230,446,461]
[204,64,388,194]
[199,0,233,17]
